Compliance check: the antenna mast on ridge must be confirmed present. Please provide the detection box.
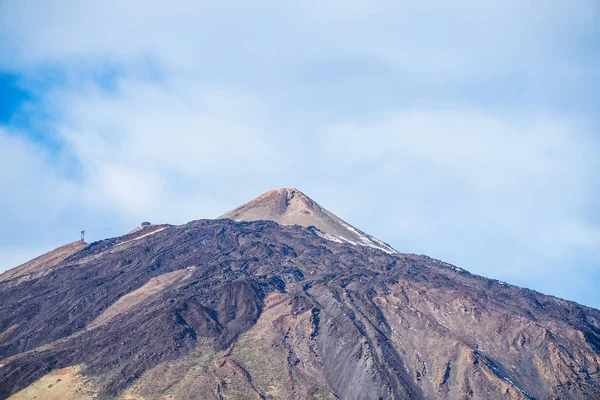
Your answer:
[80,230,86,243]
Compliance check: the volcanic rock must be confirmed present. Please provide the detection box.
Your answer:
[1,190,599,399]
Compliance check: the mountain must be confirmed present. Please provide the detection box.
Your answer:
[219,188,396,254]
[0,189,599,400]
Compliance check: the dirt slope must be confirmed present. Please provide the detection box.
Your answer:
[0,241,87,283]
[220,188,396,254]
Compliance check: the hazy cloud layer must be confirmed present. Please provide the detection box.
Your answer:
[0,1,599,307]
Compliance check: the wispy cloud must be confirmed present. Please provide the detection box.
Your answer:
[317,109,599,282]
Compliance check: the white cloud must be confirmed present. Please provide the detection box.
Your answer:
[0,128,75,224]
[317,109,600,280]
[45,77,289,221]
[0,128,80,270]
[1,0,597,84]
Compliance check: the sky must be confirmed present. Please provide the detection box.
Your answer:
[0,1,599,308]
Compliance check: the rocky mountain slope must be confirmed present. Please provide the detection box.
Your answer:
[1,189,599,399]
[0,241,87,284]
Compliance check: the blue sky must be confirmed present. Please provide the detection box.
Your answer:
[0,1,599,308]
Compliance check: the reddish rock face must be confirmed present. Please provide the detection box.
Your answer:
[0,191,599,399]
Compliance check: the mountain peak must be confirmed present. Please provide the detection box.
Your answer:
[229,188,320,217]
[220,188,396,254]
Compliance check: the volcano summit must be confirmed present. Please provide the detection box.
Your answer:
[220,188,396,254]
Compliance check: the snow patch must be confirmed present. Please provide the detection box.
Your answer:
[311,225,396,254]
[313,230,344,244]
